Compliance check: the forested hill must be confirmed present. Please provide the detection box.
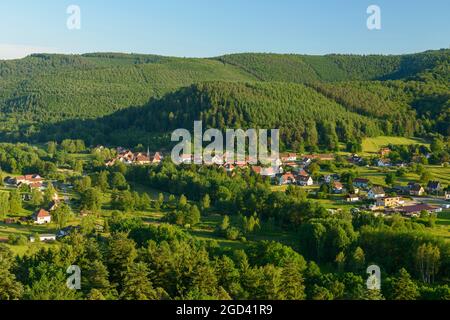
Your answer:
[28,81,418,149]
[0,53,255,122]
[0,49,448,144]
[216,49,450,82]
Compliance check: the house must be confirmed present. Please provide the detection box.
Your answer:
[379,147,391,158]
[30,234,56,243]
[426,181,442,194]
[261,167,279,178]
[56,226,81,239]
[348,154,364,165]
[152,152,163,164]
[409,183,425,196]
[368,186,385,199]
[321,174,339,184]
[353,178,370,189]
[279,172,296,185]
[332,181,344,194]
[281,153,297,162]
[295,169,309,177]
[376,197,401,208]
[117,150,134,164]
[297,158,312,167]
[398,204,442,217]
[446,192,450,201]
[235,160,248,168]
[205,154,223,165]
[32,209,51,224]
[252,166,278,178]
[134,153,151,165]
[302,154,335,161]
[193,154,203,164]
[346,194,360,202]
[297,175,314,186]
[377,159,391,167]
[13,174,43,186]
[179,154,192,164]
[109,150,163,166]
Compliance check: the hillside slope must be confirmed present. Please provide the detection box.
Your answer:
[0,53,255,122]
[215,49,450,82]
[33,81,386,149]
[0,49,448,143]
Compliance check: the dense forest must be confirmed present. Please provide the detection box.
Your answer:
[0,49,448,147]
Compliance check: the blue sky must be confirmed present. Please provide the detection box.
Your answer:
[0,0,448,59]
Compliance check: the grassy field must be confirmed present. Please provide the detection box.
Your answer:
[332,164,450,188]
[431,211,450,241]
[428,166,450,186]
[0,221,60,255]
[362,136,429,155]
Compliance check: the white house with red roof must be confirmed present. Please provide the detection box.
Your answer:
[33,209,51,224]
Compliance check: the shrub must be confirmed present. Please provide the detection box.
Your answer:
[225,227,241,240]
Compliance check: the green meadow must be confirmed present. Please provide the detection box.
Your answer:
[362,136,429,155]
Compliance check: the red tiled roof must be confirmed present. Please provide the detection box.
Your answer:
[400,204,437,214]
[17,174,42,182]
[297,169,309,177]
[135,154,150,162]
[333,181,343,189]
[35,209,50,218]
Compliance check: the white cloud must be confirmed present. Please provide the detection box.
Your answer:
[0,44,63,60]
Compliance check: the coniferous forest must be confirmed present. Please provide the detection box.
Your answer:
[0,50,448,146]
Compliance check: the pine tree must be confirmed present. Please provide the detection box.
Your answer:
[389,268,420,300]
[178,194,188,208]
[280,260,306,300]
[0,245,24,300]
[140,193,152,211]
[97,171,109,191]
[220,215,230,231]
[201,194,211,212]
[350,247,365,273]
[120,262,156,300]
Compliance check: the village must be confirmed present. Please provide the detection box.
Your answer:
[105,145,449,219]
[2,143,449,244]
